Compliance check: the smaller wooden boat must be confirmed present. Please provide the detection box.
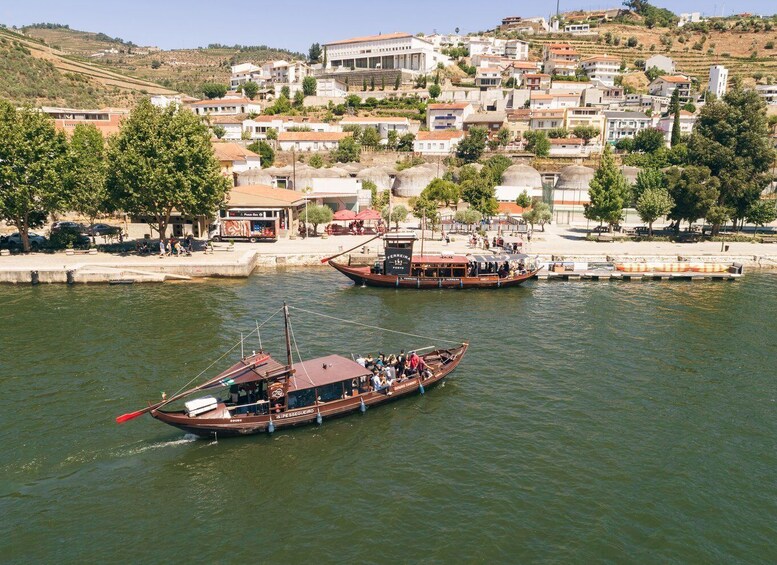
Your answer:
[326,232,540,289]
[116,304,468,438]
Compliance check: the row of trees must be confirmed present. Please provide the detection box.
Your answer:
[585,84,776,234]
[0,100,230,252]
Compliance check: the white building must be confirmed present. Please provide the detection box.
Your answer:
[603,111,654,143]
[230,63,265,90]
[213,142,262,174]
[649,75,693,103]
[188,97,262,116]
[243,116,339,140]
[278,131,351,151]
[755,84,777,105]
[426,102,473,130]
[262,60,308,84]
[678,12,702,27]
[476,68,502,89]
[645,55,676,74]
[209,116,244,140]
[708,65,728,99]
[315,78,348,97]
[579,56,621,87]
[413,130,465,155]
[657,111,697,143]
[340,116,411,139]
[150,94,185,108]
[564,23,591,34]
[505,39,530,61]
[324,32,449,73]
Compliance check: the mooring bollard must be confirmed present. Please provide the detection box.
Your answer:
[30,270,39,285]
[66,270,75,285]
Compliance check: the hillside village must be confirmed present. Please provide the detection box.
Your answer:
[2,3,777,244]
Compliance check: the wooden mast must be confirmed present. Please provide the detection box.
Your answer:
[281,302,294,407]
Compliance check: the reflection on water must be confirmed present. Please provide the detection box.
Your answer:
[0,272,776,562]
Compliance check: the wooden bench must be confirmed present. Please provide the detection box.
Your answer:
[761,236,777,243]
[597,233,614,242]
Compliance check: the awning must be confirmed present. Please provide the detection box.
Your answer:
[332,209,357,220]
[355,209,382,221]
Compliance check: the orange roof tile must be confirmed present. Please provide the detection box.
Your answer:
[659,75,691,83]
[498,202,527,215]
[228,185,306,207]
[581,55,621,63]
[54,115,123,138]
[212,142,260,161]
[190,97,253,107]
[416,130,465,140]
[340,116,408,123]
[325,32,412,46]
[550,138,584,145]
[427,103,471,110]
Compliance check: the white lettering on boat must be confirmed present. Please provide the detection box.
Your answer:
[275,408,315,420]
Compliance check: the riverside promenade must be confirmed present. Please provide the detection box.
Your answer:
[1,225,776,284]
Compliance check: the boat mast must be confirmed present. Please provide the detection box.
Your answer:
[283,302,293,370]
[420,209,425,258]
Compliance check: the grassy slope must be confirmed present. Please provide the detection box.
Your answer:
[530,23,777,87]
[23,26,306,98]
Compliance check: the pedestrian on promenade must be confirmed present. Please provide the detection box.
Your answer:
[159,238,166,257]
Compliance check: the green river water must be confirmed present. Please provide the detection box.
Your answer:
[1,270,776,563]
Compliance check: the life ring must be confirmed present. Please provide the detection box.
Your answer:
[269,382,285,400]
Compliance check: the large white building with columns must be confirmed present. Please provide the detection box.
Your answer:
[324,32,449,73]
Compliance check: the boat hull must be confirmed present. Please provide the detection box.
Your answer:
[329,261,538,289]
[151,344,467,438]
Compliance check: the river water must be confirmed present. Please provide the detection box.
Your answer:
[1,270,775,563]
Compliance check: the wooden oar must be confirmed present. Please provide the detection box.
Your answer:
[320,233,383,264]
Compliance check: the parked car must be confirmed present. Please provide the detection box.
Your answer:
[86,223,122,236]
[6,232,47,250]
[51,221,86,234]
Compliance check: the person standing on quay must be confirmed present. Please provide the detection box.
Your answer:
[159,238,166,257]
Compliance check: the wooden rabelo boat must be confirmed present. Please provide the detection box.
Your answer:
[326,232,541,289]
[116,304,468,438]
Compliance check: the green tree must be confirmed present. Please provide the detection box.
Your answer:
[345,94,361,108]
[636,187,674,235]
[66,123,109,233]
[265,95,291,115]
[454,208,482,228]
[633,127,666,153]
[546,127,569,139]
[309,154,324,169]
[746,200,777,233]
[428,83,442,99]
[572,125,601,145]
[632,167,664,206]
[523,130,550,157]
[382,204,408,229]
[266,128,278,142]
[411,196,441,236]
[151,59,161,69]
[522,201,552,231]
[331,136,361,163]
[281,85,291,99]
[302,76,317,96]
[670,88,681,147]
[362,78,367,91]
[422,178,461,208]
[107,100,230,240]
[0,103,68,252]
[361,126,381,148]
[305,204,333,235]
[456,126,488,163]
[461,177,498,216]
[482,155,512,185]
[645,66,662,81]
[370,76,375,91]
[212,125,226,139]
[386,130,399,151]
[381,76,386,91]
[615,137,635,152]
[665,165,720,232]
[242,81,259,100]
[496,127,512,146]
[308,43,322,62]
[688,85,776,228]
[397,133,415,152]
[394,74,401,90]
[202,82,228,99]
[247,140,275,168]
[516,190,532,209]
[293,90,305,108]
[584,145,630,231]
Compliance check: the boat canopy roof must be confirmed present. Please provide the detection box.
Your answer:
[288,355,371,392]
[468,253,529,263]
[412,255,469,265]
[201,353,370,392]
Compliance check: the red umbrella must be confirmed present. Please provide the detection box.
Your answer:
[332,209,357,221]
[355,209,381,221]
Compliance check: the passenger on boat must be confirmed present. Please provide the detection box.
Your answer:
[355,354,366,367]
[397,350,406,377]
[371,371,383,391]
[364,354,375,369]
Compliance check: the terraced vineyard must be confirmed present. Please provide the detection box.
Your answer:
[530,23,777,87]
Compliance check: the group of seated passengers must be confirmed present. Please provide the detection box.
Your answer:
[228,383,266,414]
[468,260,528,278]
[355,350,433,393]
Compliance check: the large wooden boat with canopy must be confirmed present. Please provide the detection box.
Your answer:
[116,304,468,438]
[326,232,540,289]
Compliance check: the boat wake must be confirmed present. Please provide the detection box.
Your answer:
[121,435,199,456]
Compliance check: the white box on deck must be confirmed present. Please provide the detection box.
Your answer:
[185,396,218,416]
